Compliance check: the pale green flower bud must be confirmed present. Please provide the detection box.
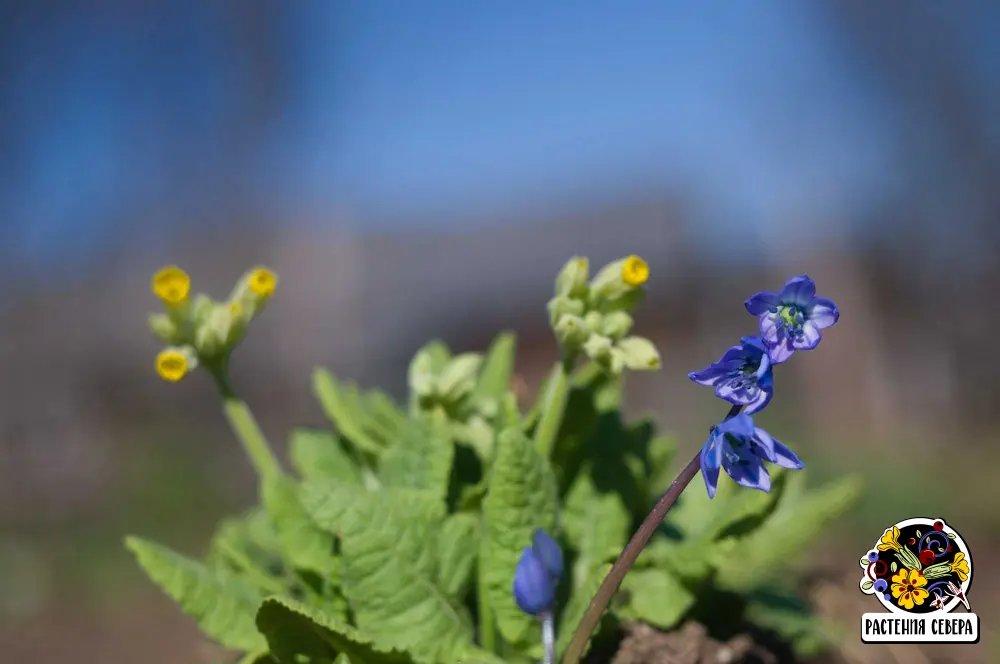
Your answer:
[148,313,184,345]
[582,333,614,363]
[583,311,603,332]
[601,311,633,340]
[547,295,585,327]
[616,336,661,370]
[437,353,483,403]
[194,302,233,359]
[408,346,440,398]
[590,255,649,303]
[554,256,590,298]
[554,314,589,348]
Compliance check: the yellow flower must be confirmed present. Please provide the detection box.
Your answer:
[155,349,189,382]
[621,255,649,287]
[949,552,970,582]
[151,265,191,306]
[890,568,929,610]
[877,526,901,552]
[248,267,277,297]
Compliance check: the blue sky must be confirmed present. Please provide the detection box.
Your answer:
[2,1,994,267]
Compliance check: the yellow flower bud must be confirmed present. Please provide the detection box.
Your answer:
[155,348,190,382]
[151,265,191,306]
[248,267,277,298]
[621,255,649,287]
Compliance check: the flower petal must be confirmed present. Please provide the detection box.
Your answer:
[715,412,756,439]
[724,456,771,492]
[778,275,816,306]
[714,376,758,406]
[807,296,839,329]
[742,385,772,414]
[688,359,741,386]
[745,291,782,315]
[700,435,722,499]
[766,336,796,364]
[752,428,804,469]
[759,312,783,344]
[791,321,822,350]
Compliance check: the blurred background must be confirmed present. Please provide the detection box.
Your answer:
[1,1,999,662]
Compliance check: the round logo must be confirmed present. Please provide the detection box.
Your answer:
[859,517,972,614]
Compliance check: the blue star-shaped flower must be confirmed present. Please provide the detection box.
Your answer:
[700,413,804,498]
[688,336,774,413]
[745,275,839,364]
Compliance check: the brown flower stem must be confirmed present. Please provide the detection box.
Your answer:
[559,403,743,664]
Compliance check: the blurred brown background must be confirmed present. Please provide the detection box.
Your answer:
[1,1,998,663]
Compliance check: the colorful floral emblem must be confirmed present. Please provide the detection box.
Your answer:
[859,517,973,615]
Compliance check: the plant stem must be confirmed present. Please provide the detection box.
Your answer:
[534,354,575,458]
[210,363,282,479]
[542,612,555,664]
[559,404,743,664]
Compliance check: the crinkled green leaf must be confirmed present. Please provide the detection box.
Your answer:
[206,513,287,594]
[256,595,412,664]
[556,563,611,660]
[300,481,474,663]
[473,332,516,401]
[481,426,558,648]
[714,473,863,592]
[262,474,339,577]
[379,410,454,506]
[125,536,266,652]
[615,568,695,630]
[437,513,480,599]
[289,428,363,484]
[563,471,629,589]
[313,368,394,457]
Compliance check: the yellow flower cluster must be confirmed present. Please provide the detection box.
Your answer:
[891,568,928,610]
[149,265,278,383]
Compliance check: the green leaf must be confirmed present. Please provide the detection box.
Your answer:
[481,426,559,648]
[891,561,898,573]
[615,568,695,630]
[313,368,393,457]
[714,474,864,592]
[643,434,677,500]
[300,481,474,663]
[256,595,412,664]
[262,474,339,577]
[562,471,630,589]
[473,332,517,401]
[437,512,480,599]
[745,590,844,659]
[289,428,363,484]
[556,563,611,660]
[124,536,266,652]
[379,410,455,506]
[206,513,286,594]
[861,580,874,591]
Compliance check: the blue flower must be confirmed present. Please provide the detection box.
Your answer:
[513,528,563,616]
[745,275,839,364]
[700,413,804,499]
[688,336,774,413]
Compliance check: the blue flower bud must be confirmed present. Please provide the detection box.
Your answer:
[513,546,555,616]
[531,529,564,579]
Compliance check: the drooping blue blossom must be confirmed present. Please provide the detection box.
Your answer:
[700,413,804,499]
[745,275,839,364]
[688,336,774,413]
[513,528,563,616]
